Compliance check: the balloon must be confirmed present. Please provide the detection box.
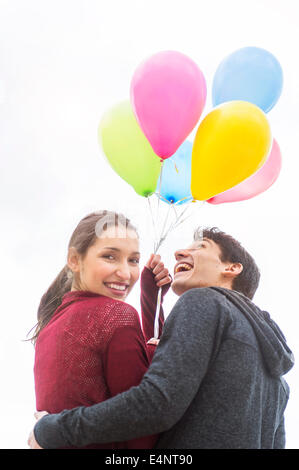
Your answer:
[212,47,283,113]
[191,101,272,201]
[130,50,207,159]
[207,139,282,204]
[157,140,193,205]
[99,101,161,197]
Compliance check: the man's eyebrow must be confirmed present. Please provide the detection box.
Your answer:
[102,247,140,255]
[195,238,211,245]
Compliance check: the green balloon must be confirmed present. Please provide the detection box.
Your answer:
[98,101,161,197]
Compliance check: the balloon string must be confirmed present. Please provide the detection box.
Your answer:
[154,160,164,254]
[150,196,196,252]
[150,192,203,340]
[163,199,192,237]
[146,195,162,341]
[158,200,172,248]
[156,200,204,251]
[171,201,196,230]
[171,201,205,231]
[154,193,192,206]
[152,200,199,339]
[150,160,164,341]
[154,286,162,339]
[174,196,193,205]
[153,194,187,251]
[147,196,158,249]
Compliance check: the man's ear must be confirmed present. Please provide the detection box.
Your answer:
[67,247,81,273]
[223,262,243,279]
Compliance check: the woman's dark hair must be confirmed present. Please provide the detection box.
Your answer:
[194,226,260,300]
[28,211,137,344]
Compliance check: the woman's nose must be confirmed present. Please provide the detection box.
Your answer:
[115,264,131,279]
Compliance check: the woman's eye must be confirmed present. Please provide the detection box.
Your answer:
[102,254,115,260]
[130,258,140,264]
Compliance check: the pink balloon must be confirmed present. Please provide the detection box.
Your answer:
[207,139,282,204]
[130,51,207,159]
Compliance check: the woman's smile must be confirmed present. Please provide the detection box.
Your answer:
[103,281,130,297]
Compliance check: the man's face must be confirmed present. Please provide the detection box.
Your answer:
[171,237,232,296]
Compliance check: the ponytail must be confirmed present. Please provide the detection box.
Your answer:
[28,265,72,344]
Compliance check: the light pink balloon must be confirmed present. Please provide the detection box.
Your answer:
[130,50,207,159]
[207,139,282,204]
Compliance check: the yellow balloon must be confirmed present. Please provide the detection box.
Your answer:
[191,101,272,201]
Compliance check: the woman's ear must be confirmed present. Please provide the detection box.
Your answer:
[67,247,81,273]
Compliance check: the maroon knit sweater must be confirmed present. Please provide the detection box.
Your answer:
[34,267,168,449]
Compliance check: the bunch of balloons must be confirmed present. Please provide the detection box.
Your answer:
[99,47,283,238]
[98,47,282,341]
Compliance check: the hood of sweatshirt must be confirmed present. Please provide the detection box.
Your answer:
[210,287,295,378]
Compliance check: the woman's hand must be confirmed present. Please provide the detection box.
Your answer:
[27,411,48,449]
[145,254,172,288]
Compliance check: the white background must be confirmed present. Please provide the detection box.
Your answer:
[0,0,298,449]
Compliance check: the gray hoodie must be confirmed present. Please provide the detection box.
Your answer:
[34,287,294,449]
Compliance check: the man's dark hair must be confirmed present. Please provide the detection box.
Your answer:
[193,227,260,300]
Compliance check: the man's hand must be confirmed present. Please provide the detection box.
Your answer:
[27,411,48,449]
[27,430,43,449]
[146,254,172,288]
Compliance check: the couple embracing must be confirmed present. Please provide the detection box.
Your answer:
[28,210,294,449]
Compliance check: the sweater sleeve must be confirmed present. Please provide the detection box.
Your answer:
[140,266,170,342]
[102,322,158,449]
[33,288,230,448]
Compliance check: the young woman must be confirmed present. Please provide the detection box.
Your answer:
[30,211,171,449]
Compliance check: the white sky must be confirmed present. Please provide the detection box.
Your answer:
[0,0,298,449]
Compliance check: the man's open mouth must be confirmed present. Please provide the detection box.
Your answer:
[174,263,193,274]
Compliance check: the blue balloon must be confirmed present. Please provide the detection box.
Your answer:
[157,140,193,205]
[212,47,283,113]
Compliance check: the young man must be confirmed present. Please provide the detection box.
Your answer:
[29,227,294,449]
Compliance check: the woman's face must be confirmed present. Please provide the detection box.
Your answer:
[68,226,140,301]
